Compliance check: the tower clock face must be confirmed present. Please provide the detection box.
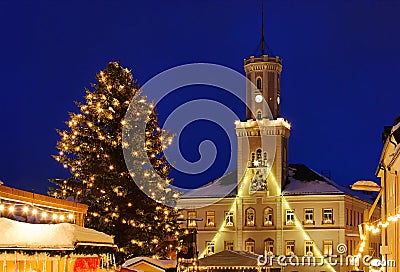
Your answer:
[255,94,263,103]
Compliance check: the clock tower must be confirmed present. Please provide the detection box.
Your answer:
[235,54,290,197]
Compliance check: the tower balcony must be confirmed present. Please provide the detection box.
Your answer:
[235,117,291,130]
[244,55,282,65]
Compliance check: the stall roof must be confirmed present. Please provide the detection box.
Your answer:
[0,217,114,250]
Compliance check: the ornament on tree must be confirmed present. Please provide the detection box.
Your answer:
[49,61,182,262]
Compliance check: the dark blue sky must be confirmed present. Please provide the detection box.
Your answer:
[0,0,399,194]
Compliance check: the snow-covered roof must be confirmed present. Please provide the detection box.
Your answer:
[0,217,114,250]
[122,257,176,270]
[199,250,262,267]
[179,164,376,203]
[180,171,237,199]
[283,164,376,203]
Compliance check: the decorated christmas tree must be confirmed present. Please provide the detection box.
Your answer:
[50,62,181,261]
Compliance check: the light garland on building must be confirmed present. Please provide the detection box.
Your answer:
[356,207,400,259]
[0,201,75,223]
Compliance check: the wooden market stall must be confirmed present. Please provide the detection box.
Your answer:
[0,217,117,272]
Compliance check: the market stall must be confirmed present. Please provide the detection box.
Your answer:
[0,218,117,272]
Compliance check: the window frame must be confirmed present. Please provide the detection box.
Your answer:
[245,238,255,253]
[285,209,295,225]
[187,211,197,227]
[206,211,215,227]
[304,208,314,225]
[285,240,295,256]
[205,241,215,256]
[323,240,333,256]
[263,207,273,226]
[264,239,274,255]
[245,208,256,227]
[322,208,333,224]
[304,240,314,256]
[225,211,234,227]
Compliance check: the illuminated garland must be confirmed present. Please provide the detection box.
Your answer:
[0,202,76,223]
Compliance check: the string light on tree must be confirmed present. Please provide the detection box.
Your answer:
[49,61,182,262]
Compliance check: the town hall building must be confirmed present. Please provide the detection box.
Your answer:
[177,50,381,272]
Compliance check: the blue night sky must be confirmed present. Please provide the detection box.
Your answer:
[0,0,399,194]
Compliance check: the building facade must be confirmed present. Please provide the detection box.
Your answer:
[178,52,380,272]
[377,117,400,271]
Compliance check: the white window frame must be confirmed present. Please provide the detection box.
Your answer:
[225,211,234,227]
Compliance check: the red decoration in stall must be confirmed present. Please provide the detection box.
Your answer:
[73,257,101,272]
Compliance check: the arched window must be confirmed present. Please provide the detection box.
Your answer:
[245,208,255,226]
[264,207,273,226]
[257,111,262,120]
[264,239,274,255]
[256,78,262,89]
[245,238,255,253]
[256,149,262,162]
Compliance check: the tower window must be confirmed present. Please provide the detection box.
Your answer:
[257,111,262,120]
[263,152,268,166]
[256,78,262,89]
[256,149,262,162]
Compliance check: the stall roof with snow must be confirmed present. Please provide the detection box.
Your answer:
[0,217,114,250]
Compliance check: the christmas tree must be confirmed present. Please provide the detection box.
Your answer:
[50,62,181,261]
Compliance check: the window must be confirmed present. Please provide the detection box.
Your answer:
[322,209,333,224]
[256,149,262,162]
[187,211,197,227]
[206,211,215,227]
[206,241,215,255]
[264,239,274,255]
[256,78,262,89]
[305,241,314,256]
[245,208,255,226]
[264,208,273,226]
[304,209,314,225]
[245,239,255,253]
[323,240,333,256]
[251,152,255,162]
[224,240,234,251]
[225,211,234,227]
[257,111,262,120]
[263,152,268,166]
[285,240,295,256]
[286,209,295,225]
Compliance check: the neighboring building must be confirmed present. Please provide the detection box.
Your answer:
[0,183,87,226]
[177,52,381,272]
[376,116,400,272]
[0,183,117,272]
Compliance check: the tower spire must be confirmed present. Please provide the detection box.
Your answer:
[261,0,265,56]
